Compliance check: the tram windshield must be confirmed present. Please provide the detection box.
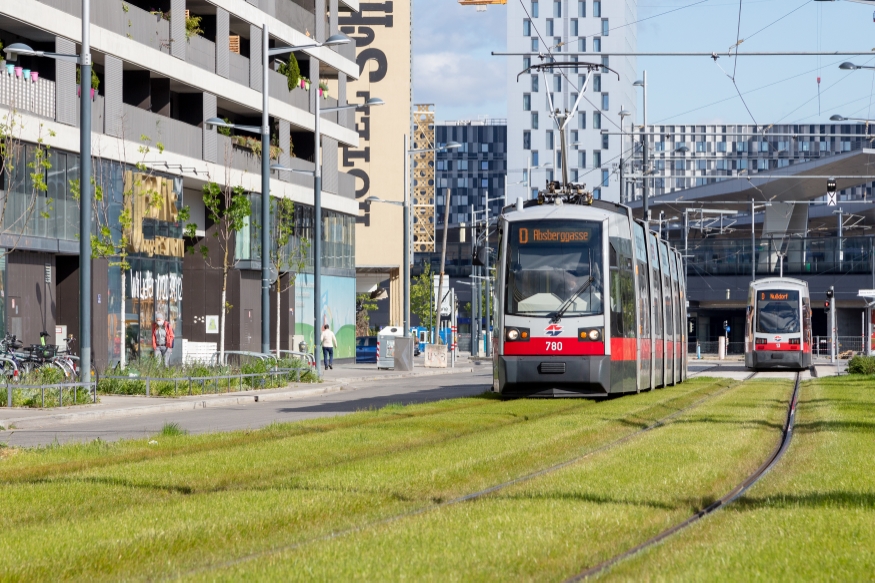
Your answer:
[506,220,604,316]
[756,290,800,334]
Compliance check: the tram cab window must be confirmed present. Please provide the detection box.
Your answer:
[756,290,800,334]
[506,220,604,316]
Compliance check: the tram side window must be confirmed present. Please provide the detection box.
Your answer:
[664,275,673,336]
[609,239,636,338]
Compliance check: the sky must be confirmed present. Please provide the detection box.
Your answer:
[413,0,875,126]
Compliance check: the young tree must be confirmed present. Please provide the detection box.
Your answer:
[266,196,309,357]
[0,110,54,260]
[410,263,437,334]
[356,293,378,337]
[188,181,250,363]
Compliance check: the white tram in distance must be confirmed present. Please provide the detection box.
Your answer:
[492,197,688,398]
[744,278,812,370]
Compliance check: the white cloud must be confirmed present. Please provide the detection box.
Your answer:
[414,51,506,118]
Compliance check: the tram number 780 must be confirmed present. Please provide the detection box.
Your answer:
[545,341,563,351]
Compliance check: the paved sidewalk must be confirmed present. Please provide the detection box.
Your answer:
[0,362,475,430]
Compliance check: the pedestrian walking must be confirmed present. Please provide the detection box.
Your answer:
[152,312,174,366]
[321,324,337,370]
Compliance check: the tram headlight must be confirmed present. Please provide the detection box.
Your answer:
[507,329,519,341]
[578,328,603,341]
[589,329,600,341]
[505,327,530,342]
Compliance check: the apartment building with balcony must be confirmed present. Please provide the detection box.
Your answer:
[507,0,637,203]
[0,0,363,367]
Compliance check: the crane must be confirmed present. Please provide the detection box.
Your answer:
[458,0,507,11]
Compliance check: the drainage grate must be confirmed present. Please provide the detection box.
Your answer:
[539,362,566,374]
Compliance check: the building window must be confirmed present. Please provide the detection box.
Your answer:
[481,178,489,188]
[696,141,706,153]
[593,187,601,199]
[760,141,769,152]
[547,130,554,150]
[593,74,601,92]
[735,141,748,153]
[594,150,602,167]
[554,37,562,51]
[738,158,748,170]
[579,150,587,168]
[572,57,579,73]
[532,112,539,129]
[697,159,707,170]
[523,131,531,150]
[593,37,601,52]
[801,141,810,152]
[758,159,768,170]
[579,111,586,129]
[571,92,579,108]
[458,160,469,171]
[571,169,579,182]
[554,0,561,17]
[532,150,539,166]
[436,160,447,170]
[602,134,609,149]
[675,178,686,188]
[546,169,554,182]
[593,0,601,17]
[531,74,539,92]
[716,159,727,170]
[717,141,727,152]
[601,18,609,36]
[524,19,531,36]
[593,111,601,129]
[579,37,586,52]
[481,160,489,170]
[523,93,531,111]
[546,18,553,36]
[571,130,578,145]
[571,19,578,36]
[601,56,609,68]
[601,93,609,111]
[602,169,609,186]
[579,1,586,17]
[481,143,489,153]
[674,160,684,171]
[531,37,539,52]
[554,75,561,92]
[532,0,539,17]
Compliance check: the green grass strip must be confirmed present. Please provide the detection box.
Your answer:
[0,379,729,581]
[191,379,793,581]
[598,375,875,581]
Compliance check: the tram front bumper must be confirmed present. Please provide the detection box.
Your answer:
[497,355,611,397]
[751,350,805,369]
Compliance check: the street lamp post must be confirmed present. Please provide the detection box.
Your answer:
[634,72,648,221]
[6,10,93,383]
[208,32,349,359]
[368,140,459,342]
[618,108,631,202]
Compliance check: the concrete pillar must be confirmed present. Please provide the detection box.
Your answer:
[55,37,77,126]
[103,55,123,138]
[216,8,229,78]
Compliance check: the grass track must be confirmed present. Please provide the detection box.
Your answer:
[598,376,875,581]
[0,378,735,581]
[189,379,794,581]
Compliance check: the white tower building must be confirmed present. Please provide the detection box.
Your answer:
[506,0,637,202]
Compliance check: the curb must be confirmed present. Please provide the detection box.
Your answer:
[0,366,476,429]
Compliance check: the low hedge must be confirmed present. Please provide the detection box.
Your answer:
[847,355,875,375]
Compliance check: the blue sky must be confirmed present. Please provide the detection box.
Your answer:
[413,0,875,126]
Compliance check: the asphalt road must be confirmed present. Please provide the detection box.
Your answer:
[1,370,493,448]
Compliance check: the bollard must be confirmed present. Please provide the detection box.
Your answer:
[696,342,701,360]
[718,336,726,360]
[146,378,151,397]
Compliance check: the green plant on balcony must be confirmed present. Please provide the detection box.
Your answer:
[277,54,301,91]
[232,135,283,160]
[318,81,329,99]
[185,14,203,40]
[216,117,232,137]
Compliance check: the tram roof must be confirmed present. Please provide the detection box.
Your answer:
[501,199,629,222]
[749,277,809,292]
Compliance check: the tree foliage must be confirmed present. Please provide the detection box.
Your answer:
[411,263,437,333]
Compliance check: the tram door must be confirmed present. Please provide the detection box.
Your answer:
[675,250,688,381]
[669,251,681,385]
[647,231,665,388]
[659,241,675,385]
[633,222,652,391]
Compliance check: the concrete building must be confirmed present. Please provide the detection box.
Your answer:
[0,0,362,367]
[506,0,637,203]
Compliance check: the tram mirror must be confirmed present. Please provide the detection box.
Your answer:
[473,245,487,266]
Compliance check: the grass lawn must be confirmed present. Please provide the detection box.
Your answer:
[599,375,875,581]
[0,378,733,580]
[196,379,792,581]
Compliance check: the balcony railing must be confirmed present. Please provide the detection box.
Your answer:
[229,52,250,87]
[0,71,56,120]
[685,236,875,277]
[121,104,203,160]
[187,35,216,74]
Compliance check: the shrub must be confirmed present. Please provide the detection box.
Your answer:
[159,422,187,437]
[848,355,875,375]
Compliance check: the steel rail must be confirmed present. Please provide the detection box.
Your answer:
[183,374,756,578]
[567,370,801,582]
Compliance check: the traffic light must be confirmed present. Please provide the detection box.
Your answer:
[824,300,830,313]
[827,178,837,195]
[826,288,834,299]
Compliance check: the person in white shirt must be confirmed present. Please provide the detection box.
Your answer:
[320,324,337,369]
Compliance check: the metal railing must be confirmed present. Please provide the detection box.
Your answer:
[0,72,56,120]
[688,336,869,358]
[4,382,96,408]
[122,104,203,159]
[187,35,216,74]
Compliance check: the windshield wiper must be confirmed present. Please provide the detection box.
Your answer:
[549,276,594,323]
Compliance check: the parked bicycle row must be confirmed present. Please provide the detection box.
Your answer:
[0,333,79,381]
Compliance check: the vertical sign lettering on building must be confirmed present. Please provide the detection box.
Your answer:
[340,1,411,268]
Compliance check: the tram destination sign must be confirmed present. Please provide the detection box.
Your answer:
[858,289,875,298]
[515,226,593,245]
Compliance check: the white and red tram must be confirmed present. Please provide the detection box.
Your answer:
[492,198,688,397]
[744,278,812,370]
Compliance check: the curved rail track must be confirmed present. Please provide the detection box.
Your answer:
[568,370,802,581]
[188,373,760,577]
